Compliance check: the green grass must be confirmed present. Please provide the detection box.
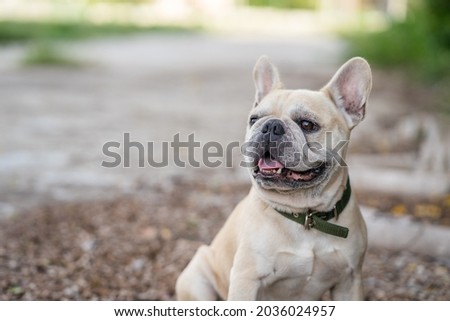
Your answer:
[345,3,450,83]
[0,20,201,67]
[22,40,81,67]
[344,1,450,113]
[247,0,316,10]
[0,20,200,44]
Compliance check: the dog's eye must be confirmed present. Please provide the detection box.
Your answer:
[249,116,259,126]
[299,120,319,133]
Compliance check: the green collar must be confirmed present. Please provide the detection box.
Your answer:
[274,178,351,238]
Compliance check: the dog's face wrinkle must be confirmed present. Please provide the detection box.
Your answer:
[245,97,353,194]
[246,115,334,191]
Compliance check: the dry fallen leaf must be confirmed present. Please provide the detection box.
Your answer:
[414,204,442,219]
[160,227,173,241]
[391,204,407,217]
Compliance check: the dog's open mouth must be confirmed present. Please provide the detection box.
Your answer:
[253,155,325,182]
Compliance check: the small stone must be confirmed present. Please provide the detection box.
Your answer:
[8,260,18,269]
[139,226,158,241]
[416,264,426,275]
[434,266,449,278]
[63,285,79,297]
[374,289,386,300]
[130,258,146,272]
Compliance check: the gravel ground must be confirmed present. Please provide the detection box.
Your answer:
[1,177,449,301]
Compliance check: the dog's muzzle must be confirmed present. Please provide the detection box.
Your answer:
[249,119,328,188]
[261,119,285,144]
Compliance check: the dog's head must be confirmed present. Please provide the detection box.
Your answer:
[243,56,372,209]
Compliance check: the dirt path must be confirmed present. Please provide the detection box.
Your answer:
[0,33,346,216]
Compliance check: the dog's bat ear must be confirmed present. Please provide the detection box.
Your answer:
[323,57,372,129]
[253,56,282,107]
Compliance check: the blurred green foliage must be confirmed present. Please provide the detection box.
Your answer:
[347,0,450,83]
[22,39,81,67]
[0,19,199,66]
[247,0,316,10]
[0,20,199,44]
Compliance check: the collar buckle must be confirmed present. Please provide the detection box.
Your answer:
[304,211,315,230]
[273,177,351,238]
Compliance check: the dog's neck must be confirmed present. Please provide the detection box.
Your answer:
[254,167,349,214]
[272,177,352,238]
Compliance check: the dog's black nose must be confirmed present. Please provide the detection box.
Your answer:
[261,119,285,139]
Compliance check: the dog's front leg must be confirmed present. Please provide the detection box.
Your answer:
[330,271,364,300]
[227,251,260,300]
[227,268,260,300]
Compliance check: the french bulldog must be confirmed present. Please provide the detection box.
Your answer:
[176,56,372,300]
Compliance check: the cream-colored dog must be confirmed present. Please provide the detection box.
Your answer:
[176,56,372,300]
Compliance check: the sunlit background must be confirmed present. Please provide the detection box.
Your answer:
[0,0,449,300]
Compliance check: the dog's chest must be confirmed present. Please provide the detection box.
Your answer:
[257,242,348,300]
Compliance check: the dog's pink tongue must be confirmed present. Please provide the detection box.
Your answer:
[258,158,283,170]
